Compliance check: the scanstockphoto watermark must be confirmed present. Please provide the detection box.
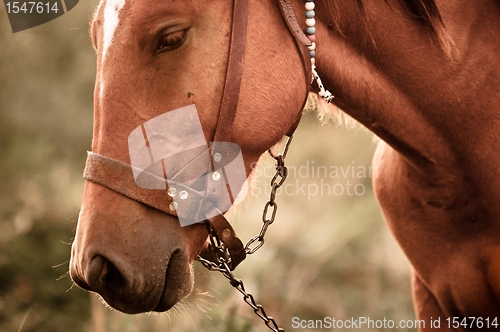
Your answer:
[250,160,379,199]
[291,316,500,330]
[291,316,426,330]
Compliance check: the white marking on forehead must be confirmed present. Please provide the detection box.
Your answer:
[98,0,125,100]
[101,0,126,64]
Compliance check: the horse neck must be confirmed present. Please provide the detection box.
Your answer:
[310,0,500,177]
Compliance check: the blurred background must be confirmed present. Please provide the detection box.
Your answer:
[0,1,415,331]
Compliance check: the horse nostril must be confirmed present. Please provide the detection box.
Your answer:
[87,255,127,293]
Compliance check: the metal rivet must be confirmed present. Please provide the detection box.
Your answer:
[213,152,222,162]
[222,228,231,238]
[169,202,178,211]
[179,190,188,200]
[167,188,177,197]
[212,171,221,181]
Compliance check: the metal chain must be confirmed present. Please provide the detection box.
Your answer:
[245,136,292,255]
[198,255,284,332]
[197,135,293,332]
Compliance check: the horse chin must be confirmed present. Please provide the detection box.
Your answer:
[153,250,195,312]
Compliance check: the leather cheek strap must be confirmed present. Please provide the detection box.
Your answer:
[212,0,249,145]
[277,0,312,137]
[215,0,312,144]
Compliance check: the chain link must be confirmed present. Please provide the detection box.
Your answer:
[197,135,293,332]
[198,255,284,332]
[245,136,292,255]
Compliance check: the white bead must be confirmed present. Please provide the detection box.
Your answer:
[311,58,316,66]
[306,18,316,27]
[308,42,316,51]
[305,2,315,10]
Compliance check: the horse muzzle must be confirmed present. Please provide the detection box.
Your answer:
[69,182,200,313]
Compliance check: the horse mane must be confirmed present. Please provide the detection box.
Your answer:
[396,0,451,52]
[320,0,453,55]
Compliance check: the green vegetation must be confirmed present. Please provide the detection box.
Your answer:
[0,2,96,331]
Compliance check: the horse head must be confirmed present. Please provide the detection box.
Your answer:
[69,0,311,313]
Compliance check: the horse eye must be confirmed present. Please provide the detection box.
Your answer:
[158,30,187,51]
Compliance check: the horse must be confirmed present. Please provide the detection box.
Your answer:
[69,0,500,329]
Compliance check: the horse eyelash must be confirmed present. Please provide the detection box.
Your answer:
[158,30,187,51]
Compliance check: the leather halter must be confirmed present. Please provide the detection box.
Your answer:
[83,0,313,270]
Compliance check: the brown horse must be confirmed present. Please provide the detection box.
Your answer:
[70,0,500,329]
